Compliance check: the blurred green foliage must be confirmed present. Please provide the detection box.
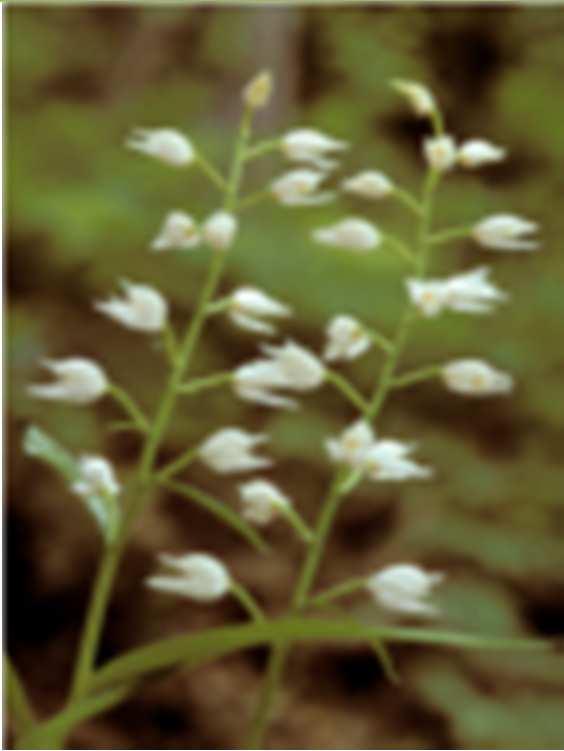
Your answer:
[6,5,564,749]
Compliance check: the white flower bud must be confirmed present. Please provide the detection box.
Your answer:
[313,218,382,253]
[71,455,120,499]
[472,214,539,252]
[423,134,457,172]
[151,211,200,252]
[281,128,348,171]
[270,169,334,206]
[260,340,325,391]
[238,479,291,525]
[125,128,194,167]
[229,286,291,336]
[390,79,436,117]
[458,139,506,168]
[29,357,108,405]
[406,266,507,317]
[95,281,168,333]
[366,563,444,617]
[202,211,238,251]
[326,420,375,468]
[243,70,273,110]
[341,170,394,200]
[199,428,272,474]
[441,359,513,396]
[146,552,230,603]
[363,440,433,482]
[323,315,372,362]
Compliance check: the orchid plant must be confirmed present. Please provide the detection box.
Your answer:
[8,71,548,750]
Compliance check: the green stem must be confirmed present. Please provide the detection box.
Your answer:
[162,324,178,366]
[279,505,314,544]
[429,225,472,245]
[325,369,370,413]
[366,327,393,354]
[244,137,281,161]
[155,446,200,482]
[309,577,367,609]
[382,233,417,266]
[239,188,273,211]
[246,642,289,750]
[230,581,265,622]
[5,656,36,739]
[392,364,442,390]
[195,153,227,190]
[177,371,233,395]
[108,384,148,432]
[392,187,422,216]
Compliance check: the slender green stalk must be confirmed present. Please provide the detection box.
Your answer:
[195,153,227,190]
[309,577,367,609]
[239,188,273,211]
[230,581,265,622]
[245,642,289,750]
[177,371,233,395]
[382,233,417,266]
[244,137,282,161]
[366,327,393,354]
[392,187,422,216]
[155,445,200,481]
[392,364,442,390]
[162,324,178,365]
[5,657,36,739]
[108,384,148,432]
[279,505,313,544]
[429,225,472,245]
[325,369,370,412]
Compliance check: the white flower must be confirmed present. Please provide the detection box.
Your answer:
[313,218,382,253]
[151,211,200,251]
[323,315,372,362]
[234,340,325,410]
[229,286,291,336]
[423,134,457,172]
[199,428,272,474]
[71,455,120,499]
[341,170,394,200]
[202,211,238,251]
[364,440,432,482]
[270,169,334,206]
[406,266,507,317]
[281,128,348,170]
[238,479,291,525]
[243,70,273,110]
[95,281,168,333]
[366,563,444,617]
[458,139,506,168]
[326,420,375,467]
[29,357,108,405]
[146,552,230,603]
[326,421,432,482]
[441,359,514,396]
[390,79,436,117]
[472,214,539,252]
[125,128,194,167]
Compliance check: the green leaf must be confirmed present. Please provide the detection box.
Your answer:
[5,656,36,738]
[92,616,550,692]
[23,425,120,544]
[15,685,131,750]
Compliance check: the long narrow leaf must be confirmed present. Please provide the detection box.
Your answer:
[160,479,268,553]
[92,616,549,692]
[15,685,132,750]
[5,656,36,737]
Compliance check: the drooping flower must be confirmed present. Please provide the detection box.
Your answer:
[29,358,108,405]
[323,315,372,362]
[125,128,194,167]
[146,552,230,603]
[198,428,272,474]
[472,214,539,252]
[95,281,168,333]
[441,359,514,396]
[270,169,334,206]
[390,79,436,118]
[151,211,200,251]
[234,361,299,410]
[260,340,325,391]
[423,134,457,172]
[326,420,375,468]
[238,479,291,525]
[71,455,120,499]
[406,266,508,317]
[364,439,433,482]
[341,170,394,200]
[243,70,273,110]
[281,128,348,170]
[228,287,291,336]
[202,211,238,251]
[313,218,382,253]
[458,139,506,168]
[366,563,444,617]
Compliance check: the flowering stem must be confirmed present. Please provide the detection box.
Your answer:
[279,505,314,544]
[195,153,227,190]
[162,324,178,365]
[392,364,442,390]
[429,225,472,245]
[177,371,233,395]
[108,384,149,433]
[239,188,273,211]
[155,446,200,481]
[244,137,282,161]
[393,187,422,216]
[382,234,417,266]
[230,581,265,622]
[309,577,367,609]
[325,369,370,413]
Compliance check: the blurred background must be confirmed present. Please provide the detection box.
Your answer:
[6,4,564,749]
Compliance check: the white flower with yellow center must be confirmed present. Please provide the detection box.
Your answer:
[228,287,291,336]
[313,218,382,253]
[238,479,291,525]
[71,455,120,499]
[146,552,230,603]
[281,128,348,170]
[423,134,457,172]
[324,315,372,362]
[95,281,168,332]
[151,211,200,251]
[364,439,432,482]
[202,211,238,251]
[29,358,108,405]
[326,420,375,468]
[406,266,507,317]
[341,170,394,200]
[126,127,194,167]
[366,564,444,617]
[441,359,513,396]
[472,214,539,252]
[271,169,334,206]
